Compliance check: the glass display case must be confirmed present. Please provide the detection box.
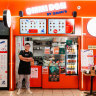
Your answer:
[43,38,66,67]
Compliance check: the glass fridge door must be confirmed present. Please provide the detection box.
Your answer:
[66,44,78,75]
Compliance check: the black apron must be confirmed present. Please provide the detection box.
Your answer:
[18,50,32,75]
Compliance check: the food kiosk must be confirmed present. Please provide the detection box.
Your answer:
[0,0,96,91]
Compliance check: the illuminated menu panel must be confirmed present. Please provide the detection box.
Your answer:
[20,19,46,34]
[48,19,74,34]
[49,19,66,34]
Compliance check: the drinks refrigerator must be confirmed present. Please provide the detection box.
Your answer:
[65,44,78,75]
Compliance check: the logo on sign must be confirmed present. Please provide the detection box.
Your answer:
[0,41,5,44]
[47,10,67,16]
[26,2,67,15]
[41,29,44,33]
[2,81,5,85]
[29,29,38,33]
[53,29,58,33]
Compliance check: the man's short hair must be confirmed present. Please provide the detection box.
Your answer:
[25,43,30,46]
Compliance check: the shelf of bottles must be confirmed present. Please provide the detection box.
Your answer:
[66,44,78,75]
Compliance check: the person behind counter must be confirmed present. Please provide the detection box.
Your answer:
[17,43,34,95]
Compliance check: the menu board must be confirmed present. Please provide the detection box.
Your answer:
[20,19,46,34]
[81,50,94,72]
[0,39,8,87]
[48,19,74,34]
[48,19,66,34]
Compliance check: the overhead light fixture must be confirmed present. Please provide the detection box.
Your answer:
[3,9,11,28]
[87,18,96,37]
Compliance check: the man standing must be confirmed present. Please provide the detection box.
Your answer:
[17,43,34,95]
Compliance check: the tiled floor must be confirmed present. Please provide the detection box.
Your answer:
[0,88,91,96]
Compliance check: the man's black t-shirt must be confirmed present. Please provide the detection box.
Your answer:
[18,50,33,75]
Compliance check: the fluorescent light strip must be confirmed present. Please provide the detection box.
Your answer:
[11,27,13,89]
[82,17,96,18]
[81,17,83,49]
[81,17,83,89]
[1,15,71,17]
[82,73,83,89]
[6,16,96,18]
[11,16,74,17]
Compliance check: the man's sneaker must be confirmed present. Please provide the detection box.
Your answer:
[17,89,21,95]
[26,89,32,94]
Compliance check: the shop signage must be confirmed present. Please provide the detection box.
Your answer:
[47,10,67,16]
[26,2,67,15]
[88,45,96,49]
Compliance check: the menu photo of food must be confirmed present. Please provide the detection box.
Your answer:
[49,66,59,82]
[60,66,66,74]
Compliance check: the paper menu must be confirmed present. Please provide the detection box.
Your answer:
[0,40,7,51]
[0,39,8,87]
[31,68,38,78]
[81,50,94,71]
